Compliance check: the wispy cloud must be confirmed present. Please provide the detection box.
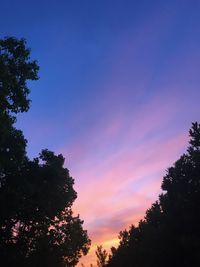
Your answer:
[62,91,188,266]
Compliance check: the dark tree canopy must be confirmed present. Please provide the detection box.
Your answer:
[107,122,200,267]
[96,245,108,267]
[0,37,39,115]
[0,37,90,267]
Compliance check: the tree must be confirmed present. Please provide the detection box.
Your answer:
[96,245,108,267]
[0,37,90,266]
[107,122,200,267]
[0,36,38,188]
[0,37,39,115]
[158,122,200,266]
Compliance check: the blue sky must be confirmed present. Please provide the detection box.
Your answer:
[1,0,200,265]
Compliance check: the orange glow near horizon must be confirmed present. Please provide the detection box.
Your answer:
[68,128,188,266]
[4,1,200,266]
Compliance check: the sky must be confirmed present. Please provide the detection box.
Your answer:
[1,0,200,265]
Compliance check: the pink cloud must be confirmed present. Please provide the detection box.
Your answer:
[57,88,189,267]
[72,129,187,266]
[55,10,197,266]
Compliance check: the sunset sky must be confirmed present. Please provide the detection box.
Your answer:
[1,0,200,265]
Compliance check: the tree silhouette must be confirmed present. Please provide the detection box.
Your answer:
[107,122,200,267]
[96,245,108,267]
[0,37,90,267]
[0,37,39,114]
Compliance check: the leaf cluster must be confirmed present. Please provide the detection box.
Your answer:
[0,37,90,267]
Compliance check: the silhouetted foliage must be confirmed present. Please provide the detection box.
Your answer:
[0,37,39,115]
[107,122,200,267]
[96,245,108,267]
[0,37,90,267]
